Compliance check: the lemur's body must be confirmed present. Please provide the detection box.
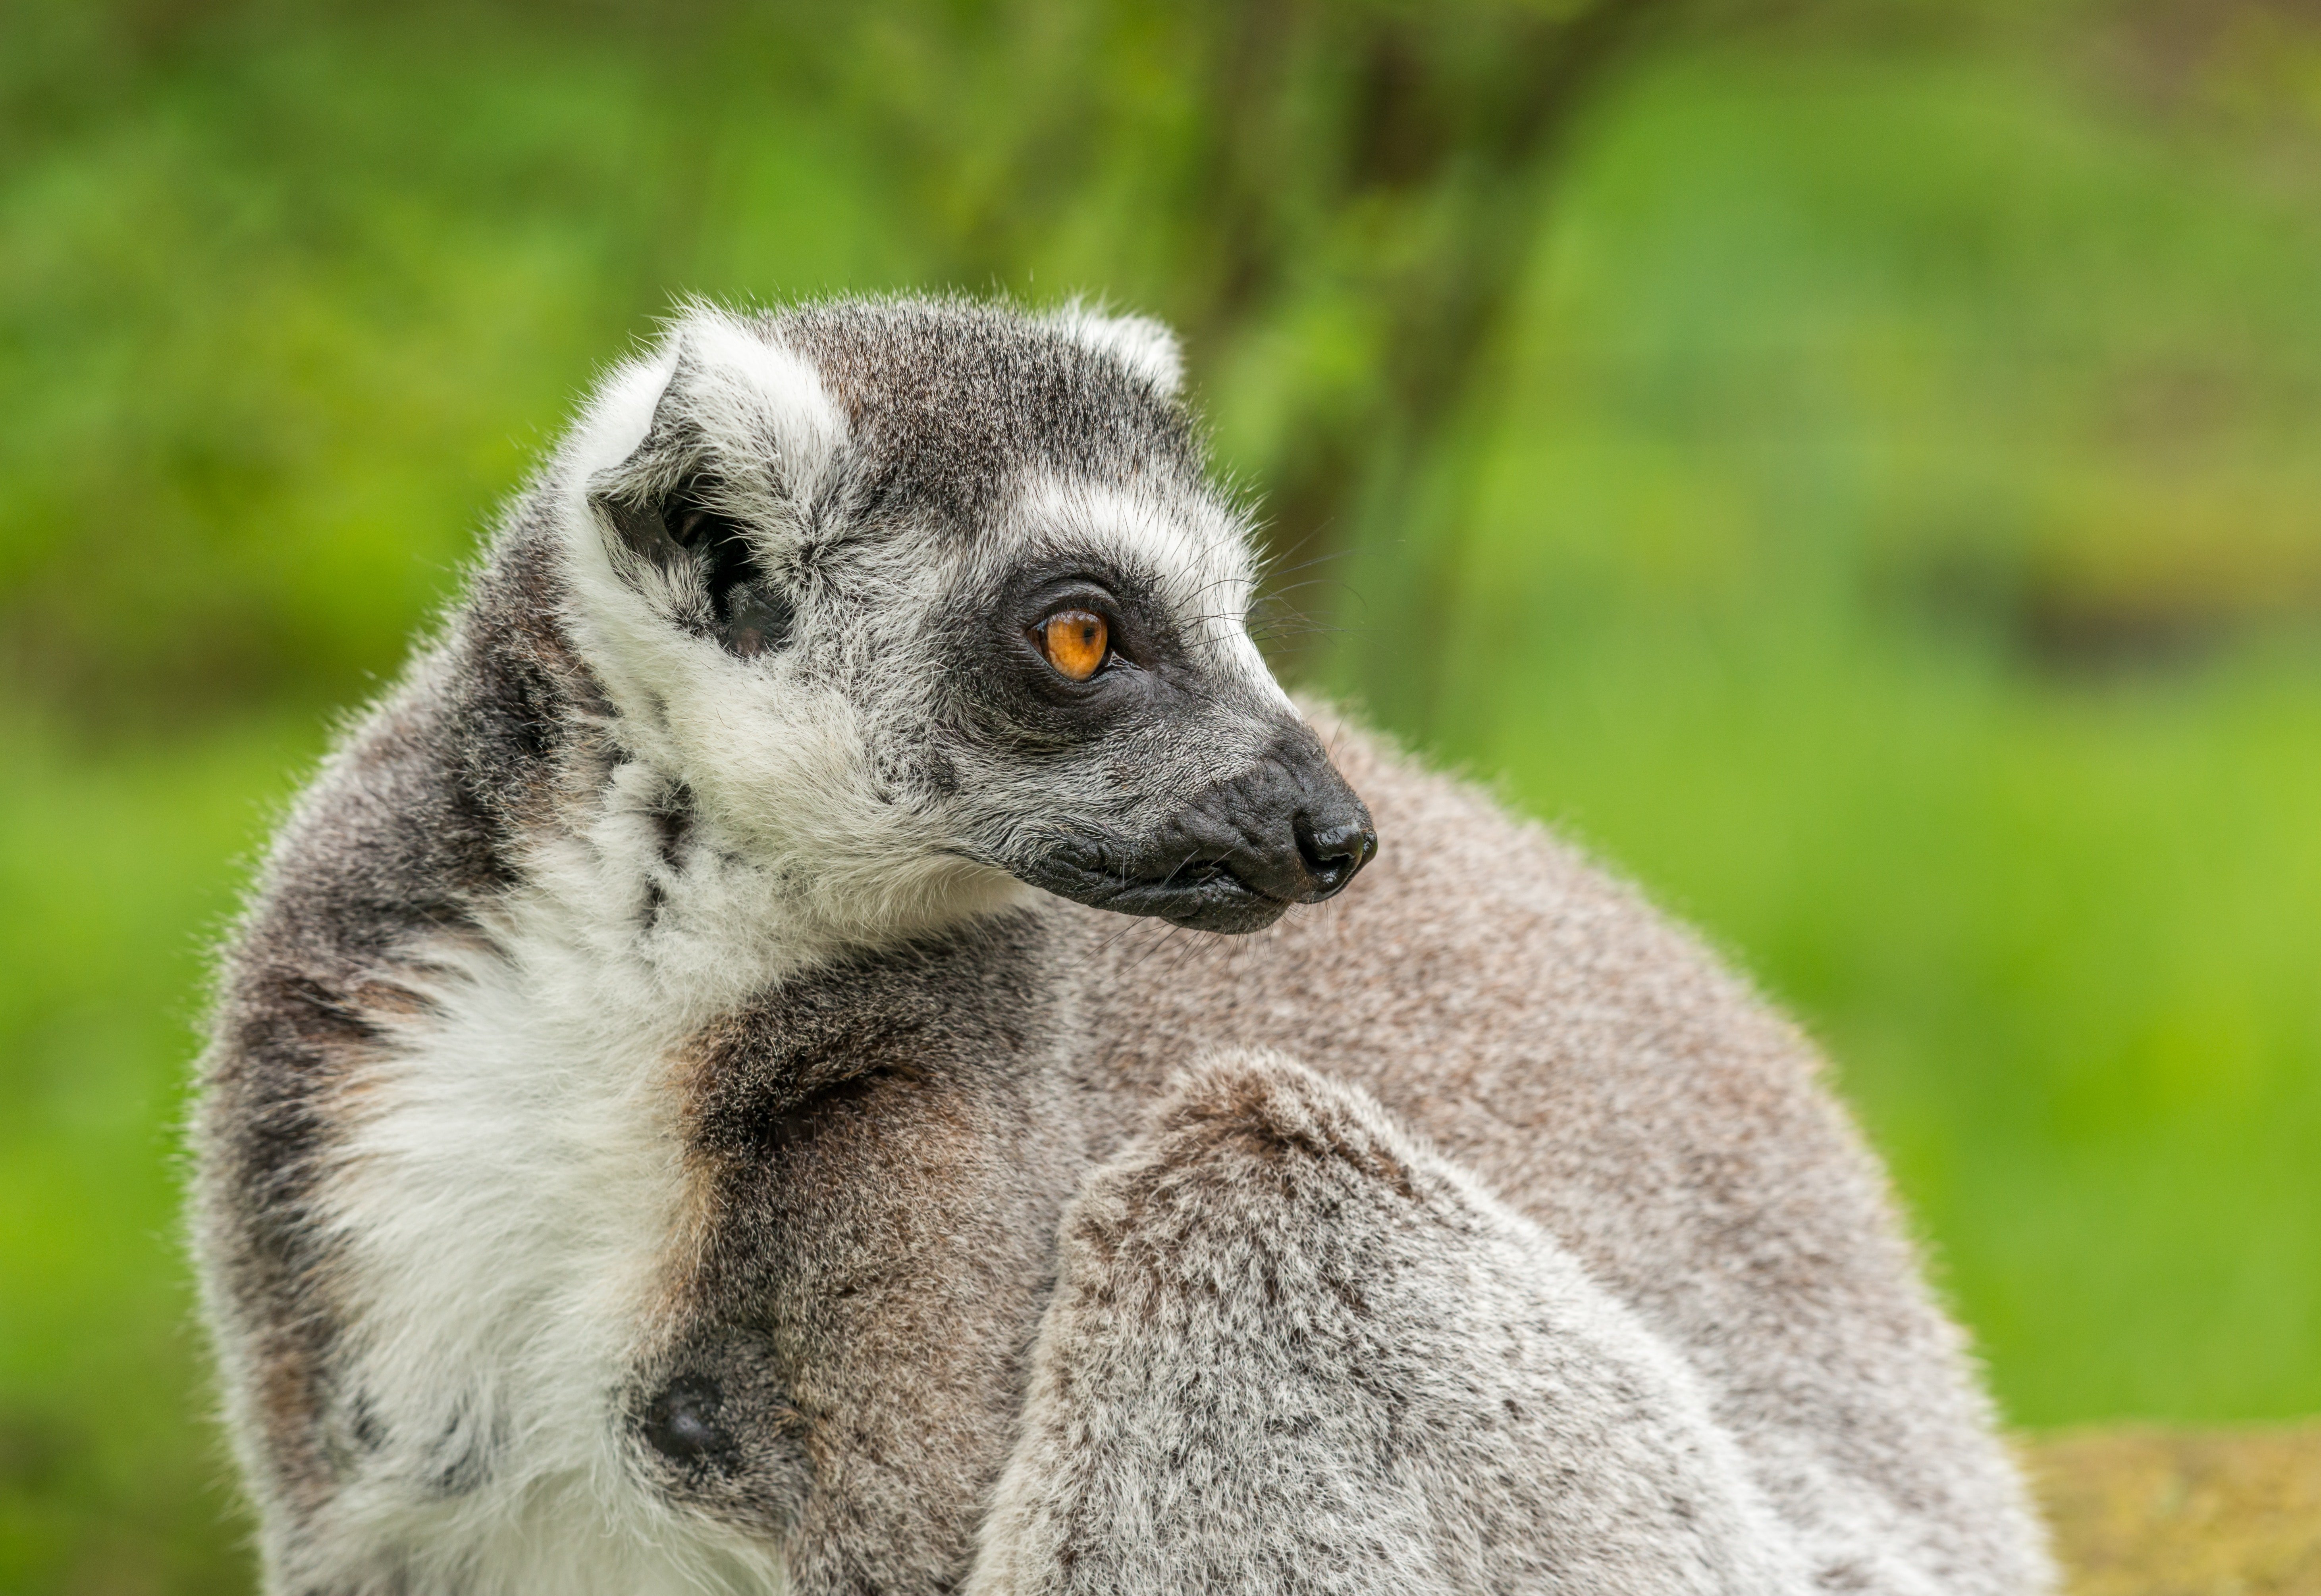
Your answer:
[192,299,2050,1594]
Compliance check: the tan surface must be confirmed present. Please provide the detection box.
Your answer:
[2031,1425,2321,1595]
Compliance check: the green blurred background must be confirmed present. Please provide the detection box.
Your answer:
[6,0,2321,1588]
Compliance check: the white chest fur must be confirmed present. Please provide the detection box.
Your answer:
[301,768,799,1594]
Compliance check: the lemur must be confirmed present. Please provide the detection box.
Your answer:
[190,297,2052,1595]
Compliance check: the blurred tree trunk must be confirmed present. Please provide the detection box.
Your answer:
[1188,0,1683,719]
[848,0,1688,723]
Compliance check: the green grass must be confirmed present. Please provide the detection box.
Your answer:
[7,4,2321,1587]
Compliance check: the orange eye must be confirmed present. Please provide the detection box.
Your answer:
[1037,610,1109,682]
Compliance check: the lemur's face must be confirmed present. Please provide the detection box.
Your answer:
[561,300,1372,941]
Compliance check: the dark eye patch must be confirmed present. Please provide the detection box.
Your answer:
[929,550,1199,747]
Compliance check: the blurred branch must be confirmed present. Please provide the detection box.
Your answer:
[1216,0,1690,707]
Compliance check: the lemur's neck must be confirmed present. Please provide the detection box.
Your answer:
[439,521,1028,1034]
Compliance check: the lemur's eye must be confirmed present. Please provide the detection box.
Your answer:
[1035,610,1109,682]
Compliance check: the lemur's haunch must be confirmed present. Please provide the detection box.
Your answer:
[191,298,2051,1595]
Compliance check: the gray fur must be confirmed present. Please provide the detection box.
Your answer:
[970,1051,1809,1594]
[189,295,2051,1594]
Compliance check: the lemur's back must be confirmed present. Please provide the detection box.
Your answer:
[1072,718,2039,1590]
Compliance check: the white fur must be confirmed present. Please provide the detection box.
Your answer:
[558,313,1033,959]
[297,751,805,1593]
[1043,301,1185,397]
[564,304,846,533]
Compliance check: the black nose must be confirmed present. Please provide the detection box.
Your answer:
[1293,808,1378,901]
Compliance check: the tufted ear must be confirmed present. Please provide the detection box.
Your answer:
[1044,302,1184,399]
[584,310,845,658]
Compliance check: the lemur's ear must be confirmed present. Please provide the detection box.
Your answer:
[1045,303,1184,399]
[583,311,844,658]
[593,470,800,658]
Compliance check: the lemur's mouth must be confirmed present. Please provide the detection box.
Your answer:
[1018,849,1296,935]
[1010,816,1373,937]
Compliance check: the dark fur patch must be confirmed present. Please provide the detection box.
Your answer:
[648,911,1090,1582]
[625,1336,810,1531]
[641,1374,734,1465]
[200,965,390,1513]
[594,464,797,658]
[653,784,693,871]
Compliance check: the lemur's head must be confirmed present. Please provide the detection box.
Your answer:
[552,298,1372,944]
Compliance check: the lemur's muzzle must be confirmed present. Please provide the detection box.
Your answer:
[1027,724,1377,935]
[1199,732,1376,907]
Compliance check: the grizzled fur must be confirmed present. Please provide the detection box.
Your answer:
[190,296,2051,1594]
[970,1052,1811,1594]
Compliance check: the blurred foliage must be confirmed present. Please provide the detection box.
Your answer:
[2,0,1677,724]
[7,0,2321,1588]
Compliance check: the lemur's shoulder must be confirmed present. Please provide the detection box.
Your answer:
[224,521,600,980]
[1072,704,1891,1310]
[1070,708,1883,1294]
[191,517,615,1509]
[1074,706,1825,1147]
